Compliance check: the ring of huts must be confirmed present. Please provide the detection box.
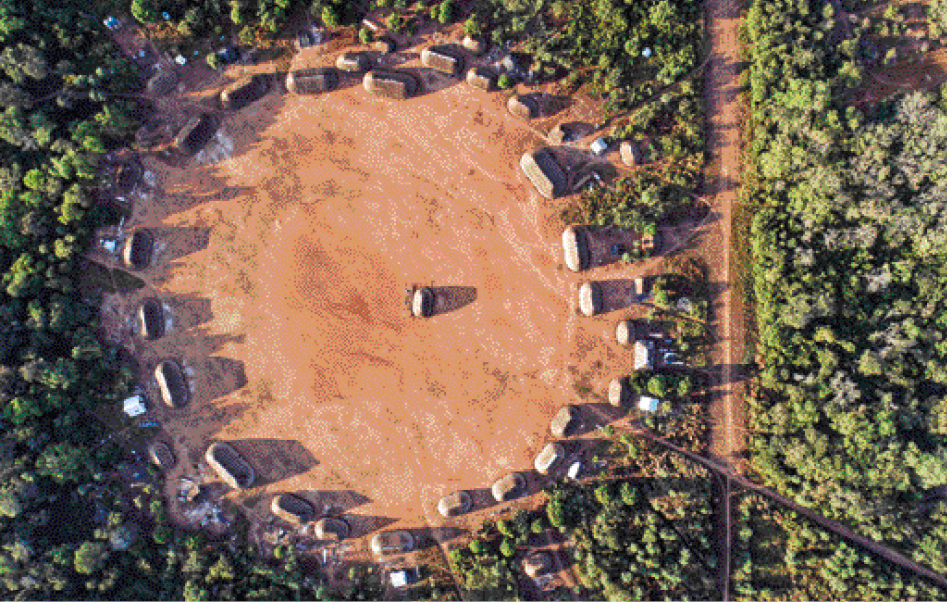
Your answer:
[155,360,189,408]
[421,45,464,76]
[437,491,472,517]
[363,69,419,100]
[271,493,315,525]
[578,281,603,317]
[286,67,340,94]
[520,148,567,199]
[205,442,255,490]
[562,225,590,272]
[508,94,539,120]
[491,472,526,502]
[371,530,416,555]
[138,298,165,340]
[123,229,153,270]
[466,66,496,91]
[173,114,216,155]
[550,405,580,438]
[336,51,372,72]
[220,74,268,110]
[533,442,565,475]
[315,517,351,541]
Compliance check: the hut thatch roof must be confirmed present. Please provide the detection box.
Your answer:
[146,70,178,96]
[411,287,435,318]
[615,320,637,345]
[205,442,255,489]
[371,530,416,555]
[138,298,164,340]
[220,74,268,110]
[271,493,315,525]
[286,67,339,94]
[174,114,216,155]
[336,52,372,72]
[362,69,419,99]
[465,66,496,91]
[491,472,526,502]
[634,340,655,370]
[421,45,464,76]
[437,491,472,517]
[147,441,176,470]
[608,377,631,407]
[578,281,602,317]
[533,442,565,475]
[524,552,553,578]
[562,225,590,272]
[520,148,567,199]
[375,36,397,54]
[462,36,487,55]
[155,360,189,408]
[123,229,153,270]
[550,405,579,438]
[315,517,351,541]
[507,94,539,119]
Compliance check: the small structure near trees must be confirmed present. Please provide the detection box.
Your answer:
[336,51,372,72]
[148,441,176,470]
[523,552,553,578]
[491,472,526,502]
[550,405,580,438]
[562,225,590,272]
[271,493,316,525]
[421,45,465,76]
[122,395,146,417]
[507,94,539,119]
[315,517,351,541]
[155,360,189,408]
[411,287,435,317]
[286,67,339,94]
[138,298,165,340]
[371,530,416,555]
[533,442,565,475]
[578,281,603,317]
[520,148,567,199]
[123,229,153,270]
[608,377,631,407]
[462,35,487,55]
[437,491,472,517]
[620,139,656,166]
[205,442,255,490]
[634,340,656,370]
[362,70,419,99]
[220,74,268,110]
[639,396,660,413]
[466,66,496,90]
[615,319,638,345]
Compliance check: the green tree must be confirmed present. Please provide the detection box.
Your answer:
[74,541,107,575]
[359,28,374,45]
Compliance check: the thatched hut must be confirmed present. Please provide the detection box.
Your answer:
[411,287,435,318]
[615,320,637,345]
[507,94,539,120]
[562,225,590,272]
[520,148,567,199]
[205,442,255,489]
[362,70,419,99]
[371,530,416,555]
[462,36,487,55]
[147,441,176,470]
[155,360,189,408]
[146,70,178,96]
[550,405,580,438]
[174,114,216,155]
[220,74,268,110]
[336,52,372,72]
[375,36,397,54]
[286,67,339,94]
[465,66,496,91]
[608,377,631,407]
[523,552,553,578]
[123,229,153,270]
[421,45,464,76]
[578,282,602,317]
[138,298,165,340]
[533,442,565,475]
[491,472,526,502]
[315,517,351,541]
[271,493,315,525]
[437,491,472,517]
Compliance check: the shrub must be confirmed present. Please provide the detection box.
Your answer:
[499,539,516,557]
[497,73,513,89]
[359,27,374,44]
[437,0,456,24]
[322,6,340,28]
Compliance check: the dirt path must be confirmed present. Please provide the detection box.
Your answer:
[703,0,746,598]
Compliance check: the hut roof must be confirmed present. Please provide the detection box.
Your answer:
[507,94,539,120]
[421,46,464,76]
[146,70,178,96]
[155,360,189,408]
[371,530,416,555]
[205,442,255,490]
[462,36,487,55]
[437,491,472,517]
[220,74,268,110]
[174,114,216,155]
[533,442,565,475]
[615,320,637,345]
[362,69,419,99]
[578,281,602,317]
[411,287,435,317]
[138,298,164,340]
[550,405,580,438]
[465,66,496,91]
[523,552,553,578]
[123,229,153,270]
[375,36,397,54]
[147,441,176,470]
[634,340,655,370]
[639,396,660,413]
[520,148,567,199]
[315,517,351,541]
[491,472,526,502]
[336,52,372,72]
[562,225,590,272]
[286,67,339,94]
[608,377,630,407]
[271,493,315,525]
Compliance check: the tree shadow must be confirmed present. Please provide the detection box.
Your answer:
[431,286,478,316]
[225,438,319,488]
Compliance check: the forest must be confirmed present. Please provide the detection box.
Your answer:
[744,0,947,587]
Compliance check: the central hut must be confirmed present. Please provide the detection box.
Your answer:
[155,360,189,408]
[420,45,464,76]
[220,74,268,110]
[520,148,567,199]
[362,70,419,99]
[286,67,340,94]
[205,442,255,490]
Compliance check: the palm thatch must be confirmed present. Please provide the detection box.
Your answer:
[362,69,419,99]
[315,517,351,541]
[507,94,539,119]
[205,442,255,489]
[421,45,464,76]
[138,298,164,340]
[411,287,435,318]
[155,360,189,408]
[550,405,579,438]
[462,36,487,55]
[147,441,176,470]
[123,229,153,270]
[437,491,472,517]
[520,148,567,199]
[561,225,590,272]
[533,442,565,475]
[371,530,416,555]
[615,320,637,345]
[465,66,496,91]
[271,493,315,525]
[578,282,602,317]
[220,74,268,110]
[523,552,553,578]
[608,377,631,407]
[286,67,339,94]
[146,70,178,96]
[336,52,372,72]
[174,114,216,155]
[491,472,526,502]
